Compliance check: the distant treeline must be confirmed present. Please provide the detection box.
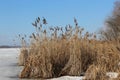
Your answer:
[0,45,21,48]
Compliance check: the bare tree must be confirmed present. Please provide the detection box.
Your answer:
[101,0,120,40]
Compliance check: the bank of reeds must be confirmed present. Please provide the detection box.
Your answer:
[19,17,120,79]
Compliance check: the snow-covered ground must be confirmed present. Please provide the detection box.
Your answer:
[0,48,84,80]
[0,48,21,80]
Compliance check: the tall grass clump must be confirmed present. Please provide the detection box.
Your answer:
[18,35,28,66]
[19,17,120,79]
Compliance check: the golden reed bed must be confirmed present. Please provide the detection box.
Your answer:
[18,17,120,80]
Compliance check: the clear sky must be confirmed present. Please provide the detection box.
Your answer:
[0,0,115,45]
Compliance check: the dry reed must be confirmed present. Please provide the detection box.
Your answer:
[19,17,120,79]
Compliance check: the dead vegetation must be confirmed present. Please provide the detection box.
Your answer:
[18,17,120,80]
[18,48,28,66]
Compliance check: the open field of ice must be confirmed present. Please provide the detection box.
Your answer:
[0,48,84,80]
[0,48,21,80]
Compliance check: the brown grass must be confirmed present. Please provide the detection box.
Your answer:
[19,17,120,79]
[18,48,28,66]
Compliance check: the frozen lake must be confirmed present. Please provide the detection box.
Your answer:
[0,48,84,80]
[0,48,21,80]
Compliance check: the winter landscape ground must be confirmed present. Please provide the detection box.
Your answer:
[0,48,21,80]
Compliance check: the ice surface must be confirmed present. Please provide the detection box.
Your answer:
[0,48,21,80]
[48,76,85,80]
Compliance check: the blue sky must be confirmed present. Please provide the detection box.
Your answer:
[0,0,115,45]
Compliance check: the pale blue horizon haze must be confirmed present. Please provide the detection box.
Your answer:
[0,0,115,45]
